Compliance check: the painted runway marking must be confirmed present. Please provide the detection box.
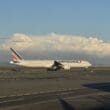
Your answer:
[64,92,110,100]
[0,87,91,99]
[0,98,24,104]
[19,92,109,105]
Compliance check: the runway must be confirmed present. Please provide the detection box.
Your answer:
[0,87,109,110]
[0,67,110,110]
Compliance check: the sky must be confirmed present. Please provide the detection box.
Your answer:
[0,0,110,65]
[0,0,110,39]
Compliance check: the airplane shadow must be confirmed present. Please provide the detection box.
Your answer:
[59,98,110,110]
[82,82,110,109]
[58,82,110,110]
[59,98,75,110]
[83,82,110,92]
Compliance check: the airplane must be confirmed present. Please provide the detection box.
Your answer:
[9,48,92,71]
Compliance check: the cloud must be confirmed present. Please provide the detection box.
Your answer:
[1,33,110,58]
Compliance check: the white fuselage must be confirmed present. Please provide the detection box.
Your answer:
[10,60,92,69]
[16,60,54,68]
[59,60,91,68]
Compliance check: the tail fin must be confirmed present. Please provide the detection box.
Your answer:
[10,48,23,62]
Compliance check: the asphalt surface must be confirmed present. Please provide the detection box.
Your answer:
[0,67,110,110]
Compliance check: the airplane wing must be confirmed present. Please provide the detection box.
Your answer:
[54,61,63,66]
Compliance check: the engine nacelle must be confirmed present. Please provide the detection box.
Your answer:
[63,65,71,70]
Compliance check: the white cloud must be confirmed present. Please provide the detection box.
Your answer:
[1,33,110,58]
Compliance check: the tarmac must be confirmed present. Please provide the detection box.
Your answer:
[0,67,110,110]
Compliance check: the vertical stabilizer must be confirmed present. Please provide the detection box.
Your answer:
[10,48,23,62]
